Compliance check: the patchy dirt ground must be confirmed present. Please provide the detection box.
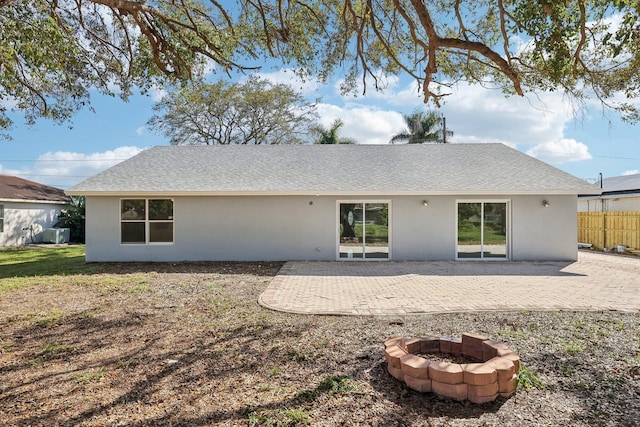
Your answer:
[1,262,639,426]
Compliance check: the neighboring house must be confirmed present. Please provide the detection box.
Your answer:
[66,144,598,262]
[578,174,640,212]
[0,175,70,246]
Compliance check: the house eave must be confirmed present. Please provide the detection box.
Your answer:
[66,189,590,197]
[578,191,640,200]
[0,197,70,205]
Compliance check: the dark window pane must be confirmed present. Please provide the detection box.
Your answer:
[121,222,145,243]
[457,202,482,258]
[339,203,361,259]
[483,203,507,258]
[149,199,173,220]
[121,200,145,220]
[150,222,173,243]
[364,203,389,259]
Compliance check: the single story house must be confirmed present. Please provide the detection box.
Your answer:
[66,144,598,262]
[578,173,640,212]
[0,174,70,246]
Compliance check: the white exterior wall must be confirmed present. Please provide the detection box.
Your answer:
[0,201,65,246]
[85,194,578,262]
[578,195,640,212]
[510,195,578,261]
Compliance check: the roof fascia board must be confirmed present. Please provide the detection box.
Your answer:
[579,192,640,200]
[66,190,592,197]
[0,198,70,205]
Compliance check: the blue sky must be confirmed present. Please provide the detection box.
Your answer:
[0,69,638,189]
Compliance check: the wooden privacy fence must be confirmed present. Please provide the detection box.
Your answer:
[578,211,640,250]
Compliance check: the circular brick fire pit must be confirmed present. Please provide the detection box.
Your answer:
[384,333,520,404]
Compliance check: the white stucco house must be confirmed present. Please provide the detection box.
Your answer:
[578,174,640,212]
[66,144,598,262]
[1,174,71,246]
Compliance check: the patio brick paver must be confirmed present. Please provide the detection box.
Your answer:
[258,251,640,315]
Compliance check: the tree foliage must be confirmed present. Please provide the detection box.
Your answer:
[390,110,443,144]
[148,76,317,145]
[55,196,85,243]
[312,119,357,144]
[1,0,639,135]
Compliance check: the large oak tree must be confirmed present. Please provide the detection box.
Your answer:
[1,0,639,136]
[148,76,317,145]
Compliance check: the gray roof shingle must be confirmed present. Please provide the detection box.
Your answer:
[0,174,70,203]
[66,144,599,196]
[601,174,640,193]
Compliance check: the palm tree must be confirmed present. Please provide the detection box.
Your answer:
[390,111,443,144]
[312,119,357,144]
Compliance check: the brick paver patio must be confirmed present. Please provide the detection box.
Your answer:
[258,251,640,315]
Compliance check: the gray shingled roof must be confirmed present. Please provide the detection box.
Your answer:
[66,144,599,196]
[601,174,640,193]
[0,174,70,203]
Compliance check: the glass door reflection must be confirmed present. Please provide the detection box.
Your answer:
[339,202,389,260]
[457,201,508,260]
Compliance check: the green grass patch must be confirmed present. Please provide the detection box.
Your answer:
[286,347,308,363]
[248,407,310,426]
[267,366,281,377]
[297,375,356,400]
[117,357,139,369]
[316,375,355,396]
[208,295,234,316]
[1,339,15,351]
[41,342,73,357]
[127,283,150,294]
[33,308,64,327]
[496,329,527,340]
[0,246,90,278]
[74,367,106,384]
[0,246,101,294]
[517,365,545,390]
[557,338,584,355]
[0,247,159,302]
[28,356,45,367]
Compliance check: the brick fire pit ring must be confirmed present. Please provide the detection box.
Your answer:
[384,333,520,404]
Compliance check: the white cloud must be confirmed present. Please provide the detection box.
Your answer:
[0,164,24,177]
[439,83,577,146]
[0,95,19,110]
[315,103,405,144]
[1,146,145,189]
[324,78,592,155]
[622,169,639,176]
[149,85,168,102]
[390,80,427,107]
[253,69,320,95]
[525,139,592,164]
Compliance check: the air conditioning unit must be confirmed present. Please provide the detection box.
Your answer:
[43,228,70,244]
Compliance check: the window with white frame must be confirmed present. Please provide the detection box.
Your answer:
[0,205,4,232]
[120,199,173,244]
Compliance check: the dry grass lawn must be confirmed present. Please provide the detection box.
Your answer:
[1,246,639,426]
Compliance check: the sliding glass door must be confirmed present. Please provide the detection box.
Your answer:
[457,201,508,260]
[339,202,389,260]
